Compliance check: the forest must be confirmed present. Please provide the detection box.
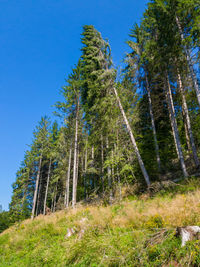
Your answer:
[1,0,200,232]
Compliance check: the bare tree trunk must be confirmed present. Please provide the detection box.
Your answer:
[22,169,30,210]
[91,146,95,189]
[117,164,121,200]
[64,147,72,208]
[111,149,115,200]
[51,188,54,212]
[113,87,150,187]
[36,182,40,216]
[115,132,122,200]
[177,69,200,168]
[72,99,79,208]
[101,134,104,193]
[182,107,191,151]
[31,154,43,219]
[84,140,88,200]
[165,73,188,178]
[53,182,57,213]
[75,145,79,190]
[106,137,113,201]
[145,74,161,171]
[164,77,179,158]
[43,158,52,215]
[176,16,200,107]
[111,149,114,182]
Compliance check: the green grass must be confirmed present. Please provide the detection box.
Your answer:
[1,177,200,266]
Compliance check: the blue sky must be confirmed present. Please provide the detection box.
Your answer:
[0,0,148,210]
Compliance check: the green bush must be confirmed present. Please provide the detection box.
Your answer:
[145,215,164,229]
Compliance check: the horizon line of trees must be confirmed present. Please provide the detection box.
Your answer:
[6,0,200,224]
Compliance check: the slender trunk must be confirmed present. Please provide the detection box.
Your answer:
[91,146,94,189]
[115,132,122,200]
[36,172,43,216]
[72,98,79,208]
[101,134,104,193]
[51,189,54,212]
[84,140,88,200]
[53,181,57,213]
[106,137,113,201]
[117,164,121,200]
[177,69,200,168]
[31,154,43,219]
[64,147,72,208]
[111,149,114,200]
[43,158,52,215]
[176,16,200,107]
[164,74,180,157]
[167,96,180,158]
[113,87,150,186]
[145,74,161,171]
[22,169,30,209]
[76,145,79,189]
[165,73,188,178]
[182,107,191,151]
[111,149,114,182]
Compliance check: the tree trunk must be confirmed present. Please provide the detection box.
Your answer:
[84,140,88,200]
[145,73,161,171]
[165,78,179,158]
[51,189,54,212]
[91,146,95,189]
[182,106,191,151]
[165,73,188,178]
[76,144,79,189]
[72,99,79,208]
[111,149,114,183]
[22,169,30,210]
[115,133,122,200]
[113,87,151,187]
[106,137,113,201]
[64,147,72,208]
[43,158,52,215]
[53,181,57,213]
[177,69,199,168]
[176,16,200,107]
[111,149,114,200]
[101,134,104,193]
[31,153,43,219]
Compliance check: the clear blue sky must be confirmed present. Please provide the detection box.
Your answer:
[0,0,148,210]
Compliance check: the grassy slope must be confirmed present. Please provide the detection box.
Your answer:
[1,178,200,266]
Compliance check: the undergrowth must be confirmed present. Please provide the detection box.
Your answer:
[1,177,200,266]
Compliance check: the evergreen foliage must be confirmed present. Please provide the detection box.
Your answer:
[6,0,200,230]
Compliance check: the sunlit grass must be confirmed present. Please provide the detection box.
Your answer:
[1,177,200,266]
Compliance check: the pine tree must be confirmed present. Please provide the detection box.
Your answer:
[31,116,51,219]
[56,61,83,208]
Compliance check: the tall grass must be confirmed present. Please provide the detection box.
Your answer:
[1,178,200,266]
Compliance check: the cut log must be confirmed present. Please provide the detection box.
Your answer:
[175,226,200,246]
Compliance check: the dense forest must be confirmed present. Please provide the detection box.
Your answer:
[2,0,200,229]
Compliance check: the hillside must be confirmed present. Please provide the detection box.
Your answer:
[1,178,200,266]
